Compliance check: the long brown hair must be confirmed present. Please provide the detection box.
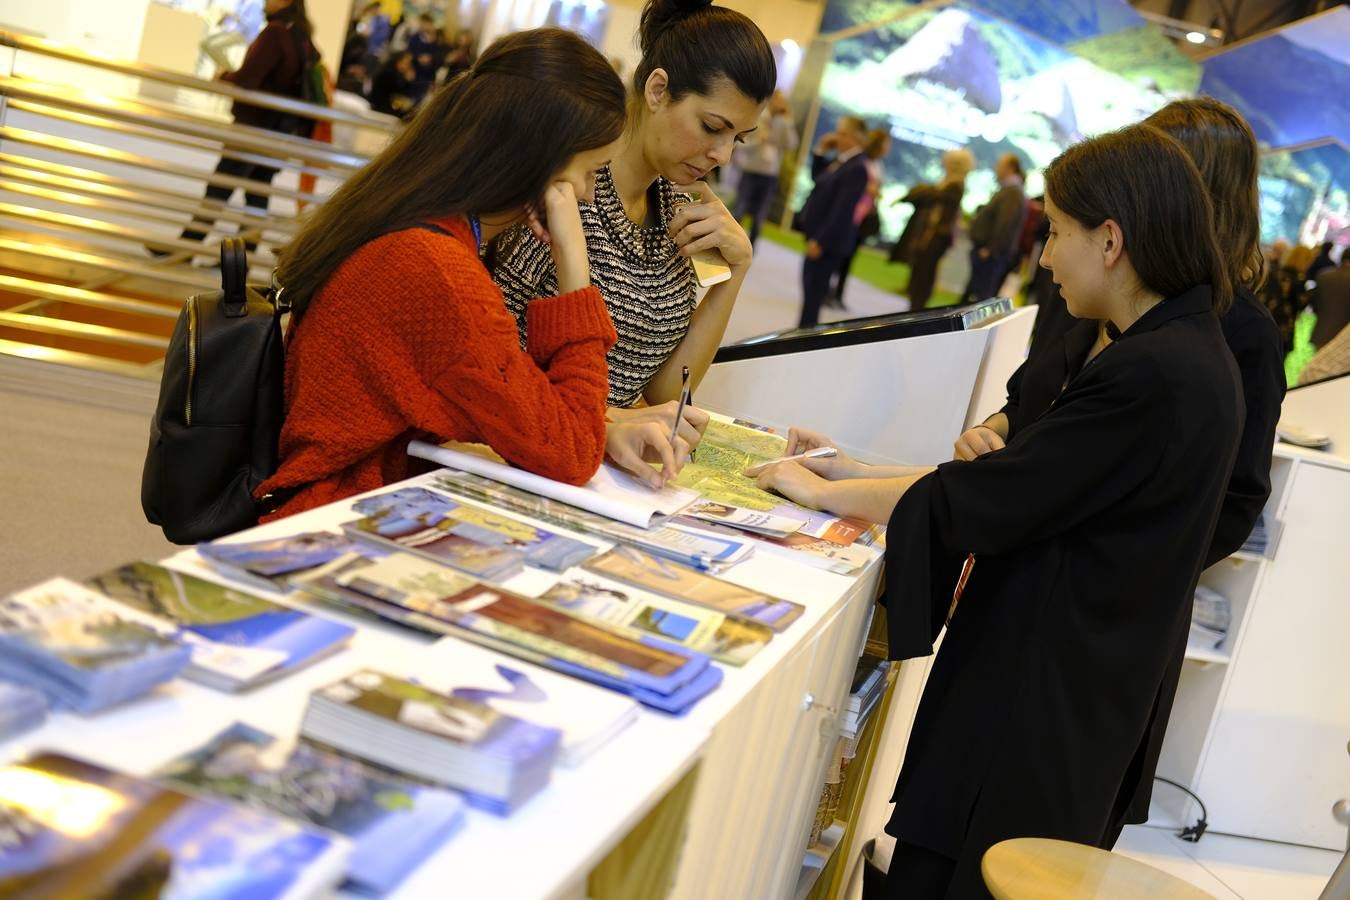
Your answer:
[279,27,626,319]
[1145,97,1265,293]
[1045,124,1231,312]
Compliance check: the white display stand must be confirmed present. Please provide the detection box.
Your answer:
[694,306,1037,466]
[1156,377,1350,850]
[0,468,885,899]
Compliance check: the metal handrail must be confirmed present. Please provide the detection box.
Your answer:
[0,127,326,205]
[2,80,368,170]
[0,237,218,290]
[0,30,399,134]
[0,161,301,234]
[0,311,171,348]
[0,274,179,319]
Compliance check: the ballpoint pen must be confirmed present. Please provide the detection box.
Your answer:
[670,365,690,453]
[741,446,838,477]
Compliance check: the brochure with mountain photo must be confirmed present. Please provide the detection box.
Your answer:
[197,531,359,593]
[86,562,355,692]
[0,751,350,900]
[583,546,805,632]
[158,722,466,894]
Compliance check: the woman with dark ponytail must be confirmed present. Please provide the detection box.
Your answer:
[491,0,776,451]
[255,29,689,522]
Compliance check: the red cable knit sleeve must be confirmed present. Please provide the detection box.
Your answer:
[411,227,617,485]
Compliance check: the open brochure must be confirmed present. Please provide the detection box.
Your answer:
[408,441,699,528]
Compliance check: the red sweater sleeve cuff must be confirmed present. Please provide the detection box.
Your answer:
[524,286,618,363]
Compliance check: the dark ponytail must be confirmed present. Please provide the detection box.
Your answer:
[633,0,775,106]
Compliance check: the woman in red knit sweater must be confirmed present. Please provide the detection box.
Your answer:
[258,28,679,519]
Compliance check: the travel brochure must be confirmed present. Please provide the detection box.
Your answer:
[196,531,359,592]
[0,752,351,899]
[158,722,467,895]
[351,486,598,571]
[292,551,721,714]
[408,440,700,528]
[86,562,355,693]
[432,471,752,572]
[300,669,561,814]
[0,681,46,739]
[0,577,191,713]
[538,576,773,667]
[343,507,528,582]
[583,546,805,632]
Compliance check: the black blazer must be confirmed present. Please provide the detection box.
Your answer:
[797,153,869,257]
[883,286,1243,894]
[998,286,1284,566]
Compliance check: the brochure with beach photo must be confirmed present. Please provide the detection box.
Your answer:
[582,546,805,632]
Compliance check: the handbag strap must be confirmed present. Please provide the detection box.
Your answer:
[220,237,248,317]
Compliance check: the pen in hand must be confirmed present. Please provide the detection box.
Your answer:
[741,446,838,477]
[670,365,690,459]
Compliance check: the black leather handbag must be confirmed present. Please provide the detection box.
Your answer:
[141,238,289,543]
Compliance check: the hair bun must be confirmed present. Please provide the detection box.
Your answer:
[639,0,715,53]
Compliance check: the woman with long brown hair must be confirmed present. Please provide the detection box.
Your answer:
[756,124,1243,896]
[256,28,686,521]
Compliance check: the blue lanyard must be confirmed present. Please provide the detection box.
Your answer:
[469,215,482,250]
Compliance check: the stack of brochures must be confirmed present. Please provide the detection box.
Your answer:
[842,654,891,741]
[87,561,356,692]
[434,471,751,572]
[159,721,467,894]
[350,486,598,571]
[0,680,48,738]
[0,752,351,899]
[0,577,191,713]
[292,551,721,714]
[197,530,359,592]
[301,669,561,814]
[1189,584,1231,651]
[420,637,640,766]
[1239,512,1270,556]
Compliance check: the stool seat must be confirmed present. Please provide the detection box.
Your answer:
[982,837,1216,900]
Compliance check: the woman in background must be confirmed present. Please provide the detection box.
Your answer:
[890,147,974,309]
[257,29,686,521]
[831,127,891,309]
[491,0,776,453]
[757,124,1242,896]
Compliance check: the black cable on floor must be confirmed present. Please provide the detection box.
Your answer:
[1153,775,1209,842]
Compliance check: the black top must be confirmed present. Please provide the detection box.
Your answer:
[998,286,1284,567]
[798,153,870,257]
[882,285,1242,893]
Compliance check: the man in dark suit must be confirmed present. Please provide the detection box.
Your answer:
[1309,249,1350,350]
[962,152,1027,303]
[796,116,870,328]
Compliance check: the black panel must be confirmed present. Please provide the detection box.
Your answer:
[713,298,1014,363]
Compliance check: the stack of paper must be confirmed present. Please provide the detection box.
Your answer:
[420,637,640,766]
[0,578,191,713]
[1189,584,1231,651]
[293,551,721,714]
[351,486,598,571]
[1239,513,1270,556]
[434,471,752,572]
[197,530,359,592]
[0,752,351,899]
[87,562,356,692]
[0,680,48,739]
[159,721,467,894]
[842,654,890,741]
[301,669,560,814]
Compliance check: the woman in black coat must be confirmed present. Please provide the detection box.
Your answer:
[890,147,974,309]
[756,124,1243,897]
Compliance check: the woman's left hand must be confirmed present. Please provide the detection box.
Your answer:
[668,181,753,272]
[754,460,828,509]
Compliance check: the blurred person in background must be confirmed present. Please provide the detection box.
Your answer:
[368,50,417,118]
[796,114,869,327]
[407,13,445,104]
[890,147,974,309]
[163,0,319,258]
[961,152,1026,303]
[1309,247,1350,351]
[831,127,891,309]
[440,28,477,85]
[732,90,798,247]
